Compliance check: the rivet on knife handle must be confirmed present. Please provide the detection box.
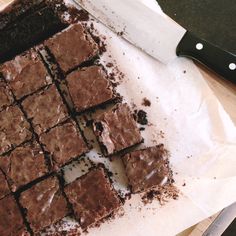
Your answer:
[176,31,236,84]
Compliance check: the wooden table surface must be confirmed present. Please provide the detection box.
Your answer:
[0,1,235,235]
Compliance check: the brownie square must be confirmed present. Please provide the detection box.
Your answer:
[1,49,52,100]
[19,176,69,233]
[122,145,172,193]
[0,141,48,192]
[93,104,143,156]
[64,167,121,229]
[0,105,32,155]
[40,119,88,170]
[44,23,99,73]
[66,66,115,113]
[0,195,29,236]
[0,170,10,199]
[0,80,14,111]
[22,85,68,135]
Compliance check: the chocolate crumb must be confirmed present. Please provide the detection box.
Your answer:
[117,31,124,36]
[90,22,94,30]
[121,192,132,202]
[89,34,107,54]
[106,62,114,68]
[141,184,179,205]
[139,127,145,131]
[76,9,89,21]
[142,98,151,107]
[183,70,186,74]
[67,8,89,22]
[134,110,148,125]
[159,130,165,138]
[182,183,186,186]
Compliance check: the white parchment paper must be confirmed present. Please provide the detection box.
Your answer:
[10,0,233,234]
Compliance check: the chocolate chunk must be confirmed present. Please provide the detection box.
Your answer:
[1,49,52,100]
[93,104,142,156]
[0,80,14,111]
[66,66,115,113]
[122,144,172,193]
[134,109,148,125]
[40,120,88,170]
[22,85,68,135]
[0,141,48,192]
[19,176,69,233]
[0,105,32,155]
[0,6,67,63]
[141,98,151,107]
[0,195,29,236]
[0,170,10,199]
[64,167,121,229]
[44,24,99,73]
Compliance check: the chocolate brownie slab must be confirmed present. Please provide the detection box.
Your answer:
[40,119,88,170]
[0,195,29,236]
[44,24,99,73]
[66,66,115,113]
[93,104,143,156]
[0,141,48,192]
[0,6,67,63]
[0,105,32,155]
[19,176,69,233]
[64,167,121,229]
[0,170,10,199]
[0,79,14,111]
[22,85,68,135]
[0,0,46,30]
[122,145,172,193]
[1,49,52,100]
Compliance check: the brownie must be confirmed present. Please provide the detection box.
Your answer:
[64,167,121,229]
[93,104,143,156]
[0,141,48,192]
[44,23,99,73]
[0,170,10,199]
[0,195,29,236]
[0,105,32,155]
[0,0,46,30]
[19,176,69,233]
[66,66,115,113]
[40,120,88,170]
[0,6,67,63]
[22,85,68,135]
[122,145,172,193]
[0,80,14,111]
[1,49,52,100]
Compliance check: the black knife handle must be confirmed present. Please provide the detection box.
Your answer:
[176,31,236,84]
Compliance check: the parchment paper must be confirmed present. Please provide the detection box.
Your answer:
[52,0,236,235]
[59,1,236,235]
[2,0,232,235]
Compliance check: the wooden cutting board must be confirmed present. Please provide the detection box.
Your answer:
[0,1,235,235]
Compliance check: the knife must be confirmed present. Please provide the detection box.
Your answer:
[73,0,236,84]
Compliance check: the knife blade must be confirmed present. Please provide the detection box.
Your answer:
[73,0,236,83]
